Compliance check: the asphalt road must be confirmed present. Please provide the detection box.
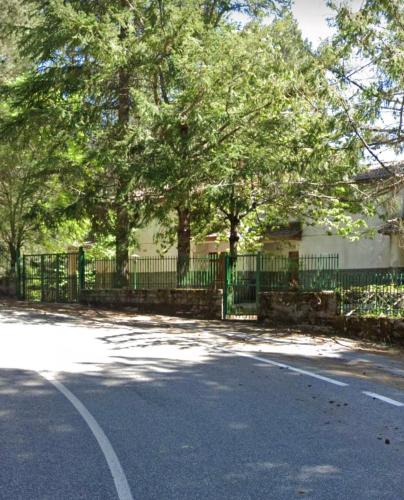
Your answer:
[0,303,404,500]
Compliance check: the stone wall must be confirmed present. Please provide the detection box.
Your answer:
[0,277,17,297]
[258,291,338,324]
[332,316,404,345]
[258,290,404,345]
[80,288,223,320]
[78,287,404,345]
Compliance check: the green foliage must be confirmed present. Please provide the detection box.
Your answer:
[1,0,390,261]
[0,0,33,84]
[327,0,404,160]
[0,150,46,261]
[143,12,367,256]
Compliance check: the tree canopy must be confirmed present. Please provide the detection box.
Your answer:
[328,0,403,170]
[0,0,400,263]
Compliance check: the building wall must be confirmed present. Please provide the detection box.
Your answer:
[263,222,404,269]
[264,185,404,268]
[263,240,299,256]
[298,189,404,268]
[135,219,402,268]
[134,219,228,258]
[262,219,397,268]
[299,218,393,269]
[134,190,404,269]
[193,240,229,257]
[390,234,404,267]
[134,221,178,257]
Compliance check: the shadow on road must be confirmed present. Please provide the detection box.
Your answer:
[1,351,402,499]
[1,299,404,499]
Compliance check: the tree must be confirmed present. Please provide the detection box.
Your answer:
[142,6,291,260]
[0,144,56,267]
[3,0,153,283]
[0,0,45,266]
[0,0,32,84]
[146,14,365,258]
[2,0,376,268]
[6,0,293,279]
[328,0,404,172]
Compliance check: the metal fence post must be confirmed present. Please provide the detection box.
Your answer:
[15,250,20,299]
[256,252,261,312]
[21,255,26,300]
[55,254,60,302]
[223,254,230,318]
[78,247,85,291]
[40,254,45,302]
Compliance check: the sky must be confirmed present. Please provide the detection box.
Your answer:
[231,1,364,47]
[234,1,399,164]
[285,1,399,164]
[292,0,363,46]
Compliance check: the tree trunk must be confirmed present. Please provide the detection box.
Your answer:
[8,241,20,273]
[115,21,131,287]
[118,67,130,124]
[177,207,191,286]
[115,204,130,287]
[7,241,21,298]
[229,216,240,260]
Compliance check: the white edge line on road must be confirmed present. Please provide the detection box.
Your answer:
[362,391,404,407]
[218,348,349,387]
[39,372,134,500]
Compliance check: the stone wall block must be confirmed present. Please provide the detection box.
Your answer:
[80,288,223,320]
[258,291,337,324]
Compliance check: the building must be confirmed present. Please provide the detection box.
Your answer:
[134,164,404,269]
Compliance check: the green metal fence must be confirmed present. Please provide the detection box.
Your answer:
[260,254,339,291]
[338,268,404,318]
[22,252,81,302]
[0,253,17,297]
[16,251,340,308]
[11,248,404,319]
[0,254,11,278]
[223,253,339,318]
[224,254,258,317]
[83,255,222,291]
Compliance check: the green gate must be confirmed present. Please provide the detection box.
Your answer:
[224,254,259,318]
[21,251,84,303]
[223,253,339,319]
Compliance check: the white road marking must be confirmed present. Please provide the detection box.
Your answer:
[217,348,349,387]
[362,391,404,407]
[39,372,134,500]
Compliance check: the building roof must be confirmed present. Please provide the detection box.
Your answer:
[378,218,403,235]
[265,222,302,241]
[355,161,404,182]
